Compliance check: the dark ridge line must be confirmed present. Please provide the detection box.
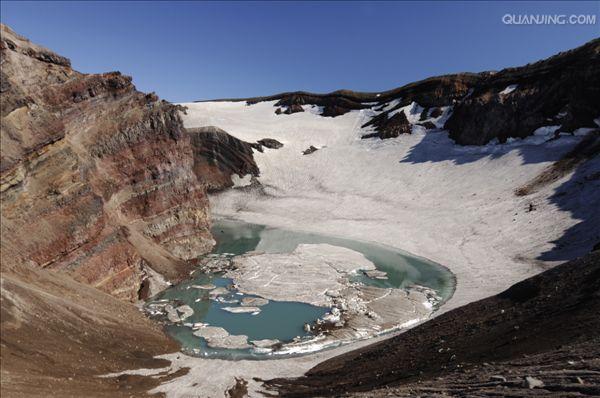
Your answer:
[193,37,600,105]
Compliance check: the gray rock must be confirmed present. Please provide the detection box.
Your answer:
[165,305,181,323]
[525,376,544,389]
[257,138,283,149]
[302,145,319,155]
[241,297,269,307]
[176,305,194,321]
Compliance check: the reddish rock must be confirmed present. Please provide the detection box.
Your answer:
[187,126,260,192]
[0,24,221,300]
[0,24,184,397]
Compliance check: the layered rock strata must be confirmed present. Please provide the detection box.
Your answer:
[0,24,262,395]
[1,25,267,303]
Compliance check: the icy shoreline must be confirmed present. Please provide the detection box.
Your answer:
[145,241,442,359]
[186,100,593,312]
[225,244,437,356]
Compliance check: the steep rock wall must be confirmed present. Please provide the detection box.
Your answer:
[0,24,258,301]
[0,23,263,396]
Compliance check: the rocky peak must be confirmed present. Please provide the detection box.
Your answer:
[1,23,71,67]
[0,25,261,302]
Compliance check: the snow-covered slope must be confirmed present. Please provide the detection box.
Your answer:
[181,100,599,311]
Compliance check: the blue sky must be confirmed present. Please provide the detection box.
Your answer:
[1,1,598,102]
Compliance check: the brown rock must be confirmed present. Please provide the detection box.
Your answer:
[284,104,305,114]
[257,138,284,149]
[187,125,260,192]
[418,121,437,130]
[362,111,412,139]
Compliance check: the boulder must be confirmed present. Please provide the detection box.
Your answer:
[303,145,319,155]
[257,138,284,149]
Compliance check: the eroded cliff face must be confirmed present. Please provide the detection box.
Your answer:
[0,24,270,396]
[0,24,218,301]
[188,126,260,191]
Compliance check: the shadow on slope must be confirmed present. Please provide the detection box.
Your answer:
[399,130,600,261]
[400,130,580,166]
[537,153,600,261]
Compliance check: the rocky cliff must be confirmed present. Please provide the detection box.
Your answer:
[1,25,209,301]
[0,24,268,302]
[188,126,260,192]
[0,24,265,396]
[217,38,600,145]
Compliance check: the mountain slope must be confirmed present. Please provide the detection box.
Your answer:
[204,38,600,145]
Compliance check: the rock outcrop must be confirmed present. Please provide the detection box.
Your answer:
[446,39,600,145]
[226,38,600,145]
[0,23,266,397]
[361,110,412,139]
[1,24,215,302]
[187,126,282,191]
[188,126,260,191]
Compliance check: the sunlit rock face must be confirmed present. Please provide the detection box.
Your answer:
[0,24,216,301]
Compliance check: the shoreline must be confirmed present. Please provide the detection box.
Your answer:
[144,237,448,361]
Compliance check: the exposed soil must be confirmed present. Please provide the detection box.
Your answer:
[516,129,600,196]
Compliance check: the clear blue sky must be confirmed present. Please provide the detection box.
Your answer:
[1,1,598,102]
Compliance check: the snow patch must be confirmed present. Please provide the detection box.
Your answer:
[499,84,518,95]
[388,101,423,124]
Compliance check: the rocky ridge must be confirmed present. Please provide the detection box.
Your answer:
[207,38,600,145]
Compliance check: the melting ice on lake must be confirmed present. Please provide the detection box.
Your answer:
[144,219,455,360]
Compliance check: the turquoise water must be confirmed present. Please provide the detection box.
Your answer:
[211,219,455,300]
[149,274,327,359]
[146,218,455,360]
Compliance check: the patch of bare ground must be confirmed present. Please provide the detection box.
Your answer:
[0,264,182,398]
[227,378,249,398]
[516,130,599,196]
